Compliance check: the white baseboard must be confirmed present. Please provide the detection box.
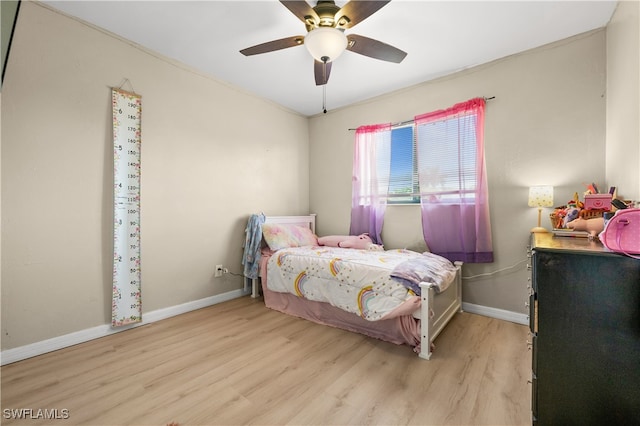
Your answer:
[0,288,250,366]
[462,302,529,326]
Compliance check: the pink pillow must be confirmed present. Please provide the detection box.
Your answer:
[262,224,318,251]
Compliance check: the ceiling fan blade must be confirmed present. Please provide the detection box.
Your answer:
[335,1,390,29]
[314,60,332,86]
[240,36,305,56]
[346,34,407,63]
[280,1,319,25]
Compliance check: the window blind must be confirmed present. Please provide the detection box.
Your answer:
[416,112,478,202]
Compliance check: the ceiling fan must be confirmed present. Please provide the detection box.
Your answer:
[240,0,407,86]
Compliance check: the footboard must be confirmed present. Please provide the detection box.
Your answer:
[418,261,463,360]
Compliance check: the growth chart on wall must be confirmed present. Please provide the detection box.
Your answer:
[112,88,142,327]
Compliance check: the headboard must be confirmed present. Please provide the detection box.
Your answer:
[264,214,316,234]
[246,213,316,298]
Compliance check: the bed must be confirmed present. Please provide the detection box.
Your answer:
[244,214,463,360]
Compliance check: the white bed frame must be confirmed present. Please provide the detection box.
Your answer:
[248,214,462,360]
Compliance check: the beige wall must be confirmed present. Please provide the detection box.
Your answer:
[1,2,309,350]
[309,30,607,315]
[606,0,640,201]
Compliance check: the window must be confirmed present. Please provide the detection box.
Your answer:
[387,125,419,204]
[384,112,479,204]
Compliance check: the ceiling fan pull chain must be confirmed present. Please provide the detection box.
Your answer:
[322,58,328,113]
[323,84,327,114]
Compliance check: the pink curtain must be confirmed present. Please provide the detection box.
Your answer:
[415,98,493,263]
[349,124,392,244]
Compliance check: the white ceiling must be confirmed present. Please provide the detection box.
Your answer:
[42,1,618,116]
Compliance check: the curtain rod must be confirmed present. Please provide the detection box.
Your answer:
[347,96,495,131]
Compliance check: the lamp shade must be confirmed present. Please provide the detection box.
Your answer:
[304,27,348,63]
[528,185,554,208]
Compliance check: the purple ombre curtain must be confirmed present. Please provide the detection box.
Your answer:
[415,98,493,263]
[349,124,392,245]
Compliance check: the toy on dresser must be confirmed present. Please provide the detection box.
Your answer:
[566,217,605,238]
[552,188,616,232]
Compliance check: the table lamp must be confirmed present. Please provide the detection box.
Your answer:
[528,185,554,233]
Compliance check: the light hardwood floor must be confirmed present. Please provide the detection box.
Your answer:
[1,296,532,425]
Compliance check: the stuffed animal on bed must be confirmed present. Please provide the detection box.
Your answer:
[317,233,384,251]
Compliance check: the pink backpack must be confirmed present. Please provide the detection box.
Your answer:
[599,209,640,258]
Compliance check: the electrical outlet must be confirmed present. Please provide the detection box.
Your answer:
[215,264,223,278]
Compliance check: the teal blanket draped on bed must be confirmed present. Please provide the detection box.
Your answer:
[242,213,265,279]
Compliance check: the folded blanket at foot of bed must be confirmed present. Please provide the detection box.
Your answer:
[389,251,458,295]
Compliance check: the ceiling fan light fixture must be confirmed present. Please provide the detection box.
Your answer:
[304,27,347,63]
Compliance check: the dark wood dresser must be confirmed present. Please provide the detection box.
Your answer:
[530,233,640,425]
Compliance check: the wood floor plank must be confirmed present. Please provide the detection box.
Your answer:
[1,296,531,425]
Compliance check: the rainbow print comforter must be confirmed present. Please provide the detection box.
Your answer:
[266,247,428,321]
